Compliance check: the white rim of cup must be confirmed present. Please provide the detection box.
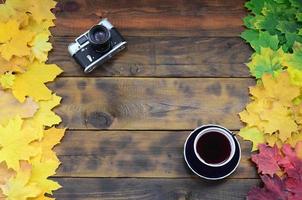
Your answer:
[193,127,236,167]
[183,124,241,180]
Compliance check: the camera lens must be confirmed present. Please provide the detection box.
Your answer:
[88,25,111,52]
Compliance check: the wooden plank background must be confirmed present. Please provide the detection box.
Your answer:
[51,0,258,199]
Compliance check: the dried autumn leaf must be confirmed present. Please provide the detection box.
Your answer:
[247,175,287,200]
[261,72,300,107]
[247,186,280,200]
[32,128,65,162]
[239,98,271,129]
[0,20,19,43]
[0,90,39,125]
[0,56,29,74]
[0,72,15,89]
[12,61,62,102]
[26,94,62,127]
[249,144,302,199]
[0,117,39,170]
[0,0,31,23]
[29,159,61,195]
[0,162,41,200]
[251,144,282,176]
[22,94,61,140]
[29,33,52,62]
[0,29,34,61]
[26,19,54,36]
[239,72,301,147]
[26,0,57,23]
[260,102,298,142]
[0,162,15,198]
[279,145,302,178]
[265,134,282,148]
[247,48,285,79]
[238,126,265,151]
[287,66,302,87]
[286,132,302,148]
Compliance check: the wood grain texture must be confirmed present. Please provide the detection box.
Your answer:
[47,0,257,198]
[50,77,254,130]
[54,131,256,178]
[50,37,251,77]
[53,0,246,37]
[53,178,259,200]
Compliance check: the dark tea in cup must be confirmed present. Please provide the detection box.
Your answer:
[193,127,235,167]
[184,124,241,180]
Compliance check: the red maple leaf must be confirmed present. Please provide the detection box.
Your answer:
[249,144,302,199]
[247,175,287,200]
[251,144,282,176]
[247,187,279,200]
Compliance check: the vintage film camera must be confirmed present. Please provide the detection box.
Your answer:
[68,19,126,73]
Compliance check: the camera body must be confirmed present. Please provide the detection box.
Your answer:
[68,19,127,73]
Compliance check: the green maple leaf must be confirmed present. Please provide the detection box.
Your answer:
[283,42,302,70]
[243,0,302,52]
[289,0,302,8]
[241,30,279,53]
[283,32,300,52]
[243,15,256,29]
[277,21,299,33]
[255,14,279,35]
[245,0,265,15]
[297,13,302,22]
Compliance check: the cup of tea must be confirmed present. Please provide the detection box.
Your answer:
[184,124,241,180]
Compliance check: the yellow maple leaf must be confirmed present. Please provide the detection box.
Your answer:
[26,18,54,36]
[0,20,19,43]
[0,162,41,200]
[0,29,34,61]
[26,94,62,127]
[23,94,61,140]
[27,0,57,23]
[0,117,39,170]
[32,128,65,162]
[260,102,298,141]
[287,66,302,86]
[0,0,31,23]
[264,133,282,147]
[239,72,302,149]
[0,56,29,74]
[29,159,61,195]
[238,126,265,151]
[12,61,62,102]
[239,99,270,131]
[286,132,302,147]
[292,104,302,125]
[0,72,15,89]
[29,33,52,62]
[261,72,300,106]
[0,90,39,125]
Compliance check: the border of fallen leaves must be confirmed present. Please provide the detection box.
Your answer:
[239,0,302,199]
[0,0,65,199]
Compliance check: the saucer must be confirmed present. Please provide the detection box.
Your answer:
[184,124,241,180]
